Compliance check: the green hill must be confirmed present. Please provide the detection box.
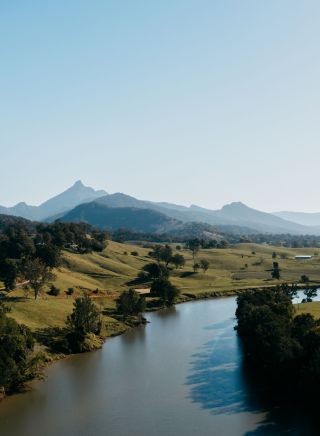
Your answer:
[4,241,320,336]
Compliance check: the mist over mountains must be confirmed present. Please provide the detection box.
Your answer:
[1,181,320,235]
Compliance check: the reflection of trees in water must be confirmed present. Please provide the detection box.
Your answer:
[155,306,178,319]
[186,318,320,435]
[122,323,147,345]
[186,318,261,415]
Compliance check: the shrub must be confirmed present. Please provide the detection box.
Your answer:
[66,287,74,296]
[151,278,180,306]
[48,285,60,296]
[116,289,146,318]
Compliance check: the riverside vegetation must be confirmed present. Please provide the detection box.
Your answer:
[2,218,320,396]
[236,286,320,400]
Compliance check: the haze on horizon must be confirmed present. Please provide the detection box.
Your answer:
[1,0,320,213]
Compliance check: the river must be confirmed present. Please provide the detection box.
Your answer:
[0,292,320,435]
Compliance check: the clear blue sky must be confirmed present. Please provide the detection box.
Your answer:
[1,0,320,212]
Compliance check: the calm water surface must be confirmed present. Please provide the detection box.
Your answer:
[0,293,320,436]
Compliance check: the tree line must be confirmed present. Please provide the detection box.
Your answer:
[0,220,108,297]
[236,286,320,398]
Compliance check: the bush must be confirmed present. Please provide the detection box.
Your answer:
[151,278,180,306]
[116,289,146,318]
[66,287,74,296]
[0,302,35,394]
[171,253,185,269]
[142,262,169,280]
[48,285,60,296]
[131,251,139,256]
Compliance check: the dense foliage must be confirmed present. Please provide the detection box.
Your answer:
[150,278,180,306]
[236,288,320,397]
[0,219,108,294]
[0,303,35,394]
[116,289,146,318]
[66,295,102,352]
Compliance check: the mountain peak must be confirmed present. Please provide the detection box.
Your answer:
[72,180,85,188]
[222,201,249,210]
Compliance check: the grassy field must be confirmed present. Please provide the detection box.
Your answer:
[4,241,320,334]
[295,302,320,319]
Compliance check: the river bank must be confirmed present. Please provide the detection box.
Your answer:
[2,293,320,436]
[1,282,319,405]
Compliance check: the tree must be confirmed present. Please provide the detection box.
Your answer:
[186,239,200,265]
[151,245,173,266]
[301,275,309,283]
[66,295,102,353]
[67,295,101,335]
[141,262,169,280]
[193,262,200,273]
[272,252,277,259]
[0,259,18,290]
[171,253,185,269]
[271,262,280,280]
[151,278,180,306]
[116,289,146,318]
[22,258,55,299]
[35,243,61,268]
[199,259,209,273]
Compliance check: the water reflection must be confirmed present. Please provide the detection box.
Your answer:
[121,323,147,345]
[154,306,179,319]
[186,318,261,416]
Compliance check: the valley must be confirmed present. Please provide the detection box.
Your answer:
[3,240,320,336]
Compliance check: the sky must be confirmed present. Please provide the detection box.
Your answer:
[1,0,320,212]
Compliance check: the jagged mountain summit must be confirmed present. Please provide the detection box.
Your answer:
[0,180,107,221]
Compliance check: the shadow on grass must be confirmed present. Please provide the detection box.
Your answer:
[2,296,28,303]
[180,271,196,278]
[126,276,150,286]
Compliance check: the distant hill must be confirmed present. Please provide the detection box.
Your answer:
[212,202,308,234]
[93,194,317,235]
[60,202,180,233]
[0,181,107,221]
[274,211,320,227]
[3,181,320,235]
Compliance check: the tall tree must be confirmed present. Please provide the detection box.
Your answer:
[186,239,200,266]
[22,258,55,299]
[271,262,280,280]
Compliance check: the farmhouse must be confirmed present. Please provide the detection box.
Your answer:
[295,255,313,260]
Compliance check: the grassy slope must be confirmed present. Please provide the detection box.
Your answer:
[5,241,320,333]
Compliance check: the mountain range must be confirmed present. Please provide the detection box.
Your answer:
[2,180,320,235]
[0,181,107,221]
